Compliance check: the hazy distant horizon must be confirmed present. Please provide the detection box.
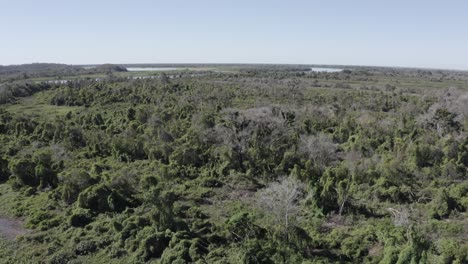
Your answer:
[2,62,468,72]
[2,0,468,70]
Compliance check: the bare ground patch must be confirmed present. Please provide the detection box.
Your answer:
[0,217,28,240]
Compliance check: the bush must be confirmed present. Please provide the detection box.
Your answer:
[239,239,274,264]
[9,151,58,188]
[140,175,158,190]
[429,189,459,219]
[435,238,468,264]
[69,208,93,227]
[226,212,265,242]
[24,186,36,196]
[61,170,95,204]
[414,144,444,167]
[9,158,36,187]
[49,251,75,264]
[201,177,223,188]
[189,238,208,262]
[160,240,191,264]
[77,184,123,213]
[0,157,10,182]
[135,231,170,261]
[27,210,52,228]
[74,240,98,255]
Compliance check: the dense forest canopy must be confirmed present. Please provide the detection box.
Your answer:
[0,64,466,263]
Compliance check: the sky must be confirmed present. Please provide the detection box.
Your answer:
[1,0,468,70]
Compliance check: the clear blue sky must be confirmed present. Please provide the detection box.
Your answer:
[1,0,468,70]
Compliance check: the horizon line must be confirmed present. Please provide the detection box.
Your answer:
[1,62,468,72]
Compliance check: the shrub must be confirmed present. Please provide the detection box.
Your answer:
[77,184,113,212]
[74,240,98,255]
[49,251,75,264]
[0,157,10,182]
[9,158,36,186]
[429,189,459,219]
[27,211,52,228]
[160,240,191,264]
[239,239,274,264]
[226,212,265,242]
[69,208,93,227]
[435,239,468,264]
[135,231,170,261]
[188,238,208,262]
[61,170,95,204]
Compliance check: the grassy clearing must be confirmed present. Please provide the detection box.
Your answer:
[5,92,82,120]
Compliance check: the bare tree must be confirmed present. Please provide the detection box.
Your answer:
[212,107,292,172]
[387,207,410,227]
[299,133,339,171]
[256,177,305,241]
[416,88,468,136]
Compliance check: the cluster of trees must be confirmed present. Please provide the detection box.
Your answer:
[0,63,128,82]
[0,63,87,80]
[0,67,467,263]
[0,81,56,104]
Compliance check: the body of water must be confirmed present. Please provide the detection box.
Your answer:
[310,67,343,73]
[126,67,180,72]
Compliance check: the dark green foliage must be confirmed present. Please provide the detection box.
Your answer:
[95,64,127,73]
[126,107,136,121]
[134,231,170,261]
[226,212,266,243]
[49,251,76,264]
[27,210,53,228]
[415,144,444,167]
[429,189,460,219]
[77,184,129,213]
[160,239,192,264]
[9,158,36,186]
[61,170,96,204]
[395,228,431,264]
[434,239,468,263]
[9,149,59,188]
[319,165,352,214]
[77,184,113,212]
[239,240,274,264]
[140,175,158,190]
[0,157,10,182]
[457,139,468,167]
[32,149,59,188]
[74,240,98,255]
[68,127,86,148]
[69,208,93,227]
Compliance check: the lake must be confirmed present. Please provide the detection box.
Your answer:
[126,67,181,72]
[310,67,343,73]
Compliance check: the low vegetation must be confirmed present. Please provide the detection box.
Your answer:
[0,64,466,263]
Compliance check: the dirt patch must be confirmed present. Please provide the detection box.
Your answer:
[368,243,384,257]
[0,217,28,240]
